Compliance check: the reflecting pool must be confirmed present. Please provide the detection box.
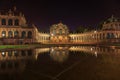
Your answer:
[0,45,120,80]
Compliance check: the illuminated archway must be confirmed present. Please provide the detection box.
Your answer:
[2,31,6,38]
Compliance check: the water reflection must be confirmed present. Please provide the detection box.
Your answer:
[0,45,120,80]
[0,49,36,74]
[69,46,118,57]
[50,46,69,62]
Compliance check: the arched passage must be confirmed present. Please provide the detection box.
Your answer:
[2,31,6,38]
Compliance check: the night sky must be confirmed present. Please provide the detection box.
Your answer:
[0,0,120,31]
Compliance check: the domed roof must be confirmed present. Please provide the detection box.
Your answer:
[104,15,120,24]
[50,22,68,30]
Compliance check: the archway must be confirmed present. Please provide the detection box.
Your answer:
[2,31,6,38]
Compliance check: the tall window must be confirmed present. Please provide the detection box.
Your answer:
[28,31,32,38]
[103,33,105,39]
[21,31,26,38]
[107,33,110,39]
[8,51,12,57]
[107,33,114,39]
[8,31,13,38]
[2,19,6,25]
[53,29,56,35]
[14,31,19,38]
[15,19,19,26]
[8,19,13,25]
[111,33,114,38]
[2,31,6,38]
[59,29,62,34]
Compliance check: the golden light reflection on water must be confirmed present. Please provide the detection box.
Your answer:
[0,45,120,75]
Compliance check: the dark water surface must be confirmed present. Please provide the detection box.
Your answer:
[0,45,120,80]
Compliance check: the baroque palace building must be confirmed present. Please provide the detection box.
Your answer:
[0,7,120,44]
[0,7,36,44]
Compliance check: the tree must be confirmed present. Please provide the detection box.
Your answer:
[75,26,94,33]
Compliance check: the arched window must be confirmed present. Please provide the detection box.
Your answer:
[116,33,118,38]
[14,51,18,57]
[21,31,26,38]
[8,19,13,25]
[107,33,114,39]
[14,31,19,38]
[107,33,111,39]
[103,33,105,39]
[99,34,102,40]
[111,33,114,38]
[8,31,13,38]
[53,29,56,35]
[28,31,32,38]
[2,31,6,38]
[2,19,6,25]
[59,29,62,34]
[15,19,19,26]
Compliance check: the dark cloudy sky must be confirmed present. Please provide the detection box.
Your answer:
[0,0,120,31]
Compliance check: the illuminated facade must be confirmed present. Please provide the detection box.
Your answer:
[48,15,120,44]
[0,8,36,44]
[0,8,120,44]
[50,22,69,43]
[69,15,120,44]
[0,49,36,74]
